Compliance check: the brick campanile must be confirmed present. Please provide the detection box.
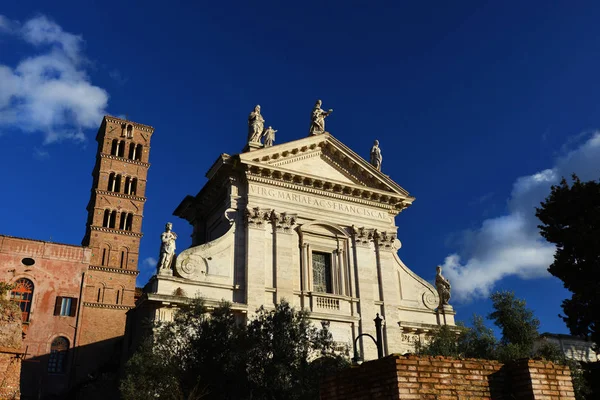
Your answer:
[76,116,154,376]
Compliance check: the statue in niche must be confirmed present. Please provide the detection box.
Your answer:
[248,105,265,144]
[370,140,382,171]
[262,126,277,147]
[309,99,333,135]
[157,222,177,274]
[435,266,451,306]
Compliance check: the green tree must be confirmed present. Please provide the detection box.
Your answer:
[536,175,600,350]
[417,315,497,359]
[120,299,348,400]
[488,291,540,362]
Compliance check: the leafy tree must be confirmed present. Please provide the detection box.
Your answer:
[120,299,348,400]
[536,175,600,350]
[417,316,497,359]
[488,291,540,362]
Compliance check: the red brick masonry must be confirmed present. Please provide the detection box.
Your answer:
[320,355,575,400]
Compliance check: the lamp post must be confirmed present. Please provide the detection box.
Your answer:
[352,313,384,364]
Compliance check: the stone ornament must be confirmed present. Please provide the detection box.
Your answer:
[157,222,177,275]
[263,126,277,147]
[245,207,271,228]
[374,229,398,249]
[248,105,265,144]
[370,140,382,171]
[270,210,297,232]
[309,99,333,136]
[435,266,451,306]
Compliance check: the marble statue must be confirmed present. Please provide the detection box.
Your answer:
[158,222,177,273]
[263,126,277,147]
[248,105,265,143]
[309,100,333,135]
[435,266,451,306]
[370,140,382,171]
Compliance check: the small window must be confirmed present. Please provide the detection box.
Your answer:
[48,336,69,374]
[312,252,333,293]
[21,258,35,266]
[54,296,77,317]
[126,124,134,138]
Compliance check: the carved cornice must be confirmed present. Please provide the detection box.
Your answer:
[89,265,139,275]
[83,302,134,310]
[100,153,150,168]
[246,174,407,214]
[104,116,154,132]
[95,189,146,202]
[90,226,143,238]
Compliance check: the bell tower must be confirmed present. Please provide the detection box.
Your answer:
[76,115,154,376]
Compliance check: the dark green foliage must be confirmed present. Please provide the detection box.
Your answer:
[536,175,600,351]
[120,299,348,400]
[489,291,540,362]
[417,316,497,359]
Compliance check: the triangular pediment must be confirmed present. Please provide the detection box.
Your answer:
[238,133,413,202]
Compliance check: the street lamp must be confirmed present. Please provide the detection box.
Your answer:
[352,313,383,365]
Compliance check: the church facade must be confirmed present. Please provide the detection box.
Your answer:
[133,103,455,360]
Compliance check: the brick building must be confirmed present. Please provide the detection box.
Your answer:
[0,116,154,399]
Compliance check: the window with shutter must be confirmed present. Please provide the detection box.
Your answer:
[54,297,78,317]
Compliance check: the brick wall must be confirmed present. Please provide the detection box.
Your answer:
[320,354,576,400]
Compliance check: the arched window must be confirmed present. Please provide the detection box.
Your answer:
[107,173,115,191]
[96,284,105,303]
[118,140,126,157]
[125,213,133,231]
[102,209,111,227]
[48,336,69,374]
[128,143,136,160]
[120,248,127,269]
[119,211,128,230]
[114,174,122,193]
[131,178,138,196]
[126,124,134,138]
[101,244,110,266]
[111,139,119,156]
[135,144,143,161]
[10,278,34,323]
[110,210,117,229]
[124,176,131,194]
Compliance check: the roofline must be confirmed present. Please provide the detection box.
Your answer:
[103,115,155,131]
[0,234,90,249]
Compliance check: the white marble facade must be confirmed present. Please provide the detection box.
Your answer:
[141,132,455,360]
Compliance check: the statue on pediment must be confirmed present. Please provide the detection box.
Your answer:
[370,140,382,171]
[248,105,265,144]
[158,222,177,274]
[435,266,451,306]
[263,126,277,147]
[309,100,333,135]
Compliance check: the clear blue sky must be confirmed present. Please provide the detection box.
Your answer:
[2,1,600,336]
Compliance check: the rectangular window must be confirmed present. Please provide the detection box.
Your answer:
[312,252,333,293]
[53,296,77,317]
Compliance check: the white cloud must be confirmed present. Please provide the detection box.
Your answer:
[143,257,157,269]
[442,131,600,302]
[0,15,108,144]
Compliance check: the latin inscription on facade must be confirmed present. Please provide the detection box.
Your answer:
[249,184,388,221]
